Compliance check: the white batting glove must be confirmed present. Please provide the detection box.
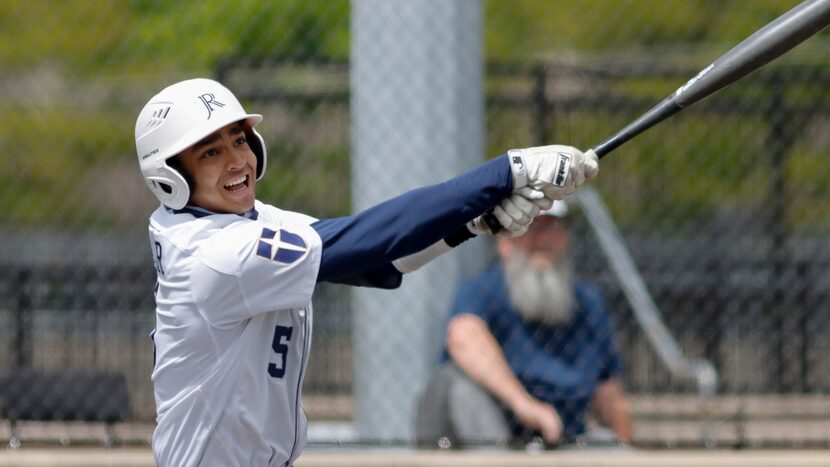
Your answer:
[467,187,551,237]
[508,145,599,199]
[493,194,538,237]
[515,186,555,211]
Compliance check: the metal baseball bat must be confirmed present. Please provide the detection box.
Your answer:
[483,0,830,234]
[593,0,830,158]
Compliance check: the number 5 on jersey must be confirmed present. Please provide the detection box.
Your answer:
[268,325,293,378]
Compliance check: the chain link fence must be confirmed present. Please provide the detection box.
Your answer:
[2,0,830,449]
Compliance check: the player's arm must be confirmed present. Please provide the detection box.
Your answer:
[312,147,597,284]
[389,189,554,275]
[311,155,512,284]
[319,223,481,288]
[324,192,550,287]
[447,313,563,444]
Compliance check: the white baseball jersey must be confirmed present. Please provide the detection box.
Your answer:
[148,200,322,467]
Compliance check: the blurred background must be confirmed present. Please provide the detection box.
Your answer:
[2,0,830,451]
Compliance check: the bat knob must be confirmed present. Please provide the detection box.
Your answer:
[482,211,502,234]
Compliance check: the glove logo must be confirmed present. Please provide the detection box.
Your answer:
[198,93,225,120]
[511,155,525,172]
[553,153,571,187]
[255,228,307,264]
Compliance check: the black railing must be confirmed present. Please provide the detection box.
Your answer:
[3,59,830,427]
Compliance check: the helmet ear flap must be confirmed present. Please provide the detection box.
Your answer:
[146,165,191,210]
[247,128,267,180]
[166,157,194,194]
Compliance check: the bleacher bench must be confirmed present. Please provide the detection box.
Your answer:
[0,369,131,448]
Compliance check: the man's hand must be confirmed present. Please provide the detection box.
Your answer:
[511,395,563,444]
[467,187,552,237]
[508,145,599,199]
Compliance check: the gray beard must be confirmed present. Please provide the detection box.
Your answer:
[503,250,575,325]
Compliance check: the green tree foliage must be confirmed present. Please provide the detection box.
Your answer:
[0,0,350,77]
[2,0,828,230]
[1,0,350,228]
[485,0,814,57]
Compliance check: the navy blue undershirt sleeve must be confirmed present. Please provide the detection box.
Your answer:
[323,262,403,289]
[312,155,512,283]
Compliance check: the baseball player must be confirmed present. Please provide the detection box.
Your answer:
[135,78,598,466]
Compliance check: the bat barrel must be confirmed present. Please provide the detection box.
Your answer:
[484,0,830,232]
[674,0,830,107]
[597,0,830,158]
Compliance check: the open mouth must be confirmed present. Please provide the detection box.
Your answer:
[223,174,249,193]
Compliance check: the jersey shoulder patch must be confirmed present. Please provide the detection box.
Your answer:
[253,226,309,265]
[196,217,321,276]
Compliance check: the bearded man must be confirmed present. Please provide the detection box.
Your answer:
[416,201,632,448]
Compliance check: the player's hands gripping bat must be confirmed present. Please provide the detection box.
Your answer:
[478,145,598,234]
[468,187,552,237]
[507,145,599,199]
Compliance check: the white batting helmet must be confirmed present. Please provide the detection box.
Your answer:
[135,78,267,209]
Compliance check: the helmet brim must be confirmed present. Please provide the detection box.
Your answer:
[162,112,263,161]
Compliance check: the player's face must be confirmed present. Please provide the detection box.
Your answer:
[177,122,257,214]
